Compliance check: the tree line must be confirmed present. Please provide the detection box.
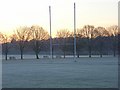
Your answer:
[0,25,118,60]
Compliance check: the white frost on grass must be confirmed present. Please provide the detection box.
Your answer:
[2,57,118,88]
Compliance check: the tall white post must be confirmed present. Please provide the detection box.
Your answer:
[74,3,77,58]
[49,6,52,59]
[0,43,2,89]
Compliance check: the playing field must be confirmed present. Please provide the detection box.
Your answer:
[2,57,118,88]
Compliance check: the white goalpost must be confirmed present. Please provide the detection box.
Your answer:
[49,3,77,59]
[74,2,77,58]
[49,6,53,59]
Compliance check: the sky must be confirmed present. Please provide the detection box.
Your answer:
[0,0,119,37]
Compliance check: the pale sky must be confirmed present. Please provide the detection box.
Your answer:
[0,0,118,37]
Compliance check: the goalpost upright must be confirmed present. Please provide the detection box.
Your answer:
[74,2,77,58]
[49,3,76,59]
[49,6,53,59]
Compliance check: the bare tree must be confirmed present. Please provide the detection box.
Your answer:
[81,25,95,57]
[30,25,49,59]
[107,25,118,57]
[14,26,31,59]
[0,33,11,60]
[56,29,71,58]
[76,29,84,38]
[107,25,118,36]
[95,27,108,57]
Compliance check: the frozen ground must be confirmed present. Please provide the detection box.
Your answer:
[2,57,118,88]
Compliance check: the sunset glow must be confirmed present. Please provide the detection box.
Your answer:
[0,0,118,37]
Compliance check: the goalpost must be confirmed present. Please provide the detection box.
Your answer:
[74,3,77,58]
[49,6,53,59]
[49,3,77,59]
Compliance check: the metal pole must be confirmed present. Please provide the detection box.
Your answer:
[49,6,52,59]
[74,3,76,58]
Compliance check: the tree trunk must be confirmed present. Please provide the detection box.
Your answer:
[89,52,91,57]
[77,52,79,58]
[5,53,7,60]
[52,47,53,59]
[4,43,9,60]
[113,43,116,57]
[100,52,102,58]
[36,53,39,59]
[89,45,91,58]
[20,50,23,60]
[88,38,92,58]
[100,44,102,58]
[113,36,116,57]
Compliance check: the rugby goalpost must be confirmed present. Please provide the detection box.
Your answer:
[49,3,77,59]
